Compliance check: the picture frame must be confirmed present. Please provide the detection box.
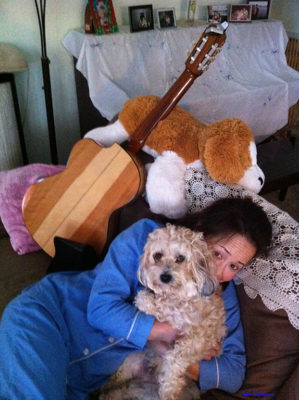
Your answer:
[247,1,271,20]
[85,3,95,34]
[156,8,177,29]
[89,0,118,35]
[229,5,252,22]
[129,5,154,33]
[207,5,229,23]
[187,0,197,22]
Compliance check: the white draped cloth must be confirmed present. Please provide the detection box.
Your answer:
[63,20,299,142]
[185,168,299,329]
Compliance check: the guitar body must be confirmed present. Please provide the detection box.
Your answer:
[22,139,145,257]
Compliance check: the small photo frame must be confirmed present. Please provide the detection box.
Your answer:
[248,1,271,20]
[229,5,252,22]
[156,8,177,29]
[129,5,154,33]
[89,0,118,35]
[207,5,229,23]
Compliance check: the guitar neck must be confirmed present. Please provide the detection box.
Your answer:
[126,22,227,154]
[127,68,197,154]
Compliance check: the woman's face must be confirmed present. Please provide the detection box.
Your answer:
[206,234,257,282]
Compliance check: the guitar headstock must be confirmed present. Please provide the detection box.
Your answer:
[186,21,228,76]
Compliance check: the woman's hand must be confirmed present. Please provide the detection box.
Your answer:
[186,362,200,381]
[148,320,182,344]
[147,321,182,356]
[202,342,222,360]
[186,342,222,381]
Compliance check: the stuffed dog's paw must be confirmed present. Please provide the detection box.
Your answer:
[84,119,129,147]
[145,151,188,219]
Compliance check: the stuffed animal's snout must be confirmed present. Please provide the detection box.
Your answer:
[238,161,265,194]
[236,140,265,193]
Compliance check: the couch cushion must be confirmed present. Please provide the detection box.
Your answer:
[201,284,299,399]
[276,364,299,400]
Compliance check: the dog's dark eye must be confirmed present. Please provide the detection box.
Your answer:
[176,255,185,263]
[153,252,163,262]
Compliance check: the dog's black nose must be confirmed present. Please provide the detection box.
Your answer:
[160,272,172,284]
[258,177,264,185]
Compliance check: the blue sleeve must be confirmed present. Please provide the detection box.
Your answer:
[87,218,162,350]
[199,281,246,393]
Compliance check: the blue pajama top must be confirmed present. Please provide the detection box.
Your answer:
[0,218,246,399]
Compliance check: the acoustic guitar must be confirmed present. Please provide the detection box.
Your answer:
[22,23,228,257]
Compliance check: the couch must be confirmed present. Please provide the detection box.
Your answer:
[0,163,298,399]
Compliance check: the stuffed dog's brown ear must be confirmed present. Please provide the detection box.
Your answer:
[201,119,253,184]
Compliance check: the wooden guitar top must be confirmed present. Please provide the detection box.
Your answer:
[22,139,144,257]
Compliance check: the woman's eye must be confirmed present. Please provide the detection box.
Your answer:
[230,264,238,271]
[176,255,185,263]
[214,251,221,259]
[153,252,163,262]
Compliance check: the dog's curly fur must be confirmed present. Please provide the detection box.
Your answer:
[99,224,226,400]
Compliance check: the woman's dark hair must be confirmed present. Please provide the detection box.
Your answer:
[177,197,272,257]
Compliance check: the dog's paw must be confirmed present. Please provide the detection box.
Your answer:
[134,289,155,314]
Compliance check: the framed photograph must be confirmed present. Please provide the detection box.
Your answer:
[129,5,154,33]
[89,0,118,35]
[207,5,229,23]
[187,0,197,22]
[229,5,252,22]
[156,8,176,29]
[248,1,271,20]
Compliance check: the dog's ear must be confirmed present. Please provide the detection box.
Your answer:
[201,277,217,296]
[189,232,219,296]
[137,253,146,286]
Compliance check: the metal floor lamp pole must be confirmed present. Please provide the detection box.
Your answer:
[34,0,58,164]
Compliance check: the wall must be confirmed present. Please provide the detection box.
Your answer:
[271,0,299,38]
[0,0,298,164]
[0,1,87,164]
[114,0,241,25]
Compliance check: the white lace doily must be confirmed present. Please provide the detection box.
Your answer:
[185,168,299,329]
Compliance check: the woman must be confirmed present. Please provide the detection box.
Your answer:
[0,198,272,400]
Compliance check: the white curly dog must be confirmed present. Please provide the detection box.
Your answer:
[99,224,226,400]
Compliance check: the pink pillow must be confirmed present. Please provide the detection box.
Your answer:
[0,163,65,255]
